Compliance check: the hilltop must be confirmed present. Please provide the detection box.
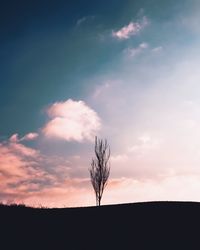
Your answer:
[0,201,199,249]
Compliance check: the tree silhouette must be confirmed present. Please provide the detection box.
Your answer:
[89,136,110,206]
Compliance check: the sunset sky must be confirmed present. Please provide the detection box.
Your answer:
[1,0,200,207]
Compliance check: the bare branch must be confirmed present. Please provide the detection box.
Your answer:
[89,136,111,206]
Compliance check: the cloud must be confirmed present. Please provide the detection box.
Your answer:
[89,44,200,184]
[151,46,163,53]
[102,175,200,205]
[128,134,161,153]
[110,154,128,163]
[0,136,86,207]
[76,17,87,26]
[0,136,94,207]
[0,139,43,192]
[9,134,19,143]
[9,132,38,143]
[15,178,92,208]
[93,82,111,99]
[76,16,95,27]
[179,3,200,34]
[10,142,39,157]
[112,16,149,40]
[42,99,101,142]
[124,42,149,57]
[21,132,39,141]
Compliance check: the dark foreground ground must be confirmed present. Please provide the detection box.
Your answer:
[1,201,200,249]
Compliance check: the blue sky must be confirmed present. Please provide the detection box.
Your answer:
[1,0,200,207]
[0,0,194,135]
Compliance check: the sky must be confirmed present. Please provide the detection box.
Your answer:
[1,0,200,207]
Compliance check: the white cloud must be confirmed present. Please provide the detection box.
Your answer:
[138,135,151,144]
[76,16,95,27]
[42,99,101,142]
[151,46,163,53]
[128,135,162,158]
[90,46,200,181]
[124,42,149,57]
[112,16,149,40]
[93,82,111,99]
[110,154,128,163]
[76,17,87,26]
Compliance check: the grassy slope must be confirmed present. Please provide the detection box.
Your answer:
[0,201,200,249]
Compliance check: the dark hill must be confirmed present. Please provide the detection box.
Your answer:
[1,201,200,249]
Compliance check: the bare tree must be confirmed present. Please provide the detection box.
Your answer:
[89,136,110,206]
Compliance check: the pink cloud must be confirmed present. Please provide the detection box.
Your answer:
[42,99,101,142]
[0,143,29,177]
[112,17,149,40]
[19,178,92,207]
[9,132,38,143]
[2,133,200,207]
[0,138,58,203]
[10,142,39,157]
[9,134,19,143]
[25,174,200,207]
[21,132,38,141]
[0,136,94,207]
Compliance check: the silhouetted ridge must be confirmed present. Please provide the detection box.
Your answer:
[1,201,199,249]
